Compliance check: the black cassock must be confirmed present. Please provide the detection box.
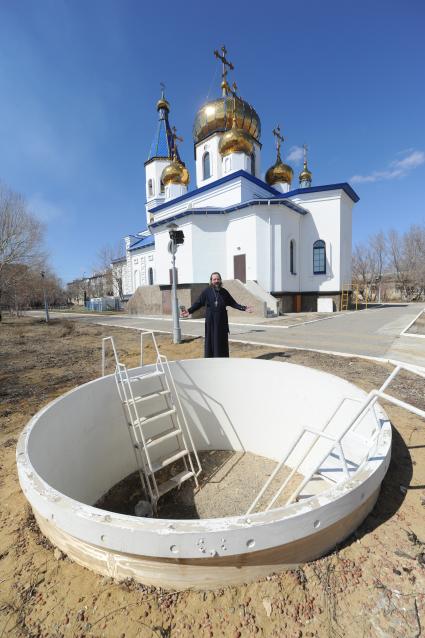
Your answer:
[187,287,247,357]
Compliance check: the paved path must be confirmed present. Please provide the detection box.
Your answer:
[30,304,425,367]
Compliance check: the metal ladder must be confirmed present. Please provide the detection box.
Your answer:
[340,283,351,311]
[102,332,202,514]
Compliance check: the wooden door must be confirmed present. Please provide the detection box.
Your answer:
[233,254,246,283]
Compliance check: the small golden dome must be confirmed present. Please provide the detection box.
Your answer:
[161,159,189,186]
[156,97,170,112]
[299,161,312,183]
[219,126,254,156]
[266,160,293,186]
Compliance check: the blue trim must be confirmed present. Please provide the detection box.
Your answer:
[283,183,360,203]
[111,256,126,263]
[150,198,308,229]
[149,171,359,215]
[150,170,281,213]
[129,236,155,251]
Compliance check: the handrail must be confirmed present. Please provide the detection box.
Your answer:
[101,336,120,377]
[246,362,425,515]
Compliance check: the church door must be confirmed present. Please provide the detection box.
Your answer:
[233,254,246,283]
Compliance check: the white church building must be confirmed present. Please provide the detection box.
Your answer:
[115,48,358,314]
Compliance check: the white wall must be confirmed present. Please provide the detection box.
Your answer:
[226,212,257,282]
[129,249,155,290]
[275,208,301,293]
[340,192,353,287]
[195,134,222,188]
[152,179,244,224]
[292,190,343,292]
[144,159,170,224]
[191,216,227,282]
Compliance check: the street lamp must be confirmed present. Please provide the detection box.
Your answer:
[167,223,184,344]
[40,271,50,323]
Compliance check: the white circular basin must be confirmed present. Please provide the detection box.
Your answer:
[17,358,391,589]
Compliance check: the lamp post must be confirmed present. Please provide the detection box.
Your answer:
[40,271,49,323]
[167,223,184,344]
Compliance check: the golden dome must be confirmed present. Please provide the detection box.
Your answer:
[156,97,170,112]
[193,95,261,144]
[161,159,189,186]
[299,161,312,183]
[266,160,293,186]
[219,125,254,156]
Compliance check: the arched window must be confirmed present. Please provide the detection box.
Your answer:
[148,179,154,197]
[203,152,211,179]
[250,152,255,176]
[313,240,326,274]
[290,239,296,275]
[160,179,165,194]
[148,267,154,286]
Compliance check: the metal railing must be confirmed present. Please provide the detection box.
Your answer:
[246,362,425,515]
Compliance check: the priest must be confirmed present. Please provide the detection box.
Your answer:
[181,272,253,357]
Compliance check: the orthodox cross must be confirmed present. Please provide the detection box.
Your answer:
[214,45,234,96]
[303,143,308,164]
[171,126,183,158]
[160,81,166,99]
[272,125,284,160]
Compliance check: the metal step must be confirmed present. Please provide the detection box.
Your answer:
[133,407,176,426]
[148,449,189,474]
[157,470,194,498]
[146,427,182,448]
[133,389,170,404]
[129,370,165,383]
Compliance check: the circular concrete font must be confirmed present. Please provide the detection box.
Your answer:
[17,359,391,589]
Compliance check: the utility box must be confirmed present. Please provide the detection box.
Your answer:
[317,297,334,313]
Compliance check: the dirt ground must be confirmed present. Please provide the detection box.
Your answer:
[96,451,301,520]
[1,316,424,638]
[407,310,425,335]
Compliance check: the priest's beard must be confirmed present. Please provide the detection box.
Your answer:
[213,283,221,291]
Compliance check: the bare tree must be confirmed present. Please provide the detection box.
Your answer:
[387,229,410,299]
[352,243,375,299]
[354,225,425,303]
[403,224,425,300]
[0,183,46,319]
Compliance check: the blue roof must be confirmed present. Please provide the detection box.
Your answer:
[147,106,181,162]
[281,183,360,203]
[129,235,155,251]
[149,170,359,214]
[111,256,126,263]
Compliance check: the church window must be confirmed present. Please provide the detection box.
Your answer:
[224,156,230,173]
[313,240,326,274]
[148,267,154,286]
[250,152,255,176]
[148,179,154,197]
[203,152,211,179]
[160,179,165,194]
[290,240,296,275]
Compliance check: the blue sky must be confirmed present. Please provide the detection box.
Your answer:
[0,0,424,283]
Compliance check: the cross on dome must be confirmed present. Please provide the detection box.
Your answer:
[171,126,183,159]
[214,45,235,96]
[272,125,284,161]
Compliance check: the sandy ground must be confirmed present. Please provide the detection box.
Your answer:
[1,316,425,638]
[96,451,301,520]
[407,311,425,335]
